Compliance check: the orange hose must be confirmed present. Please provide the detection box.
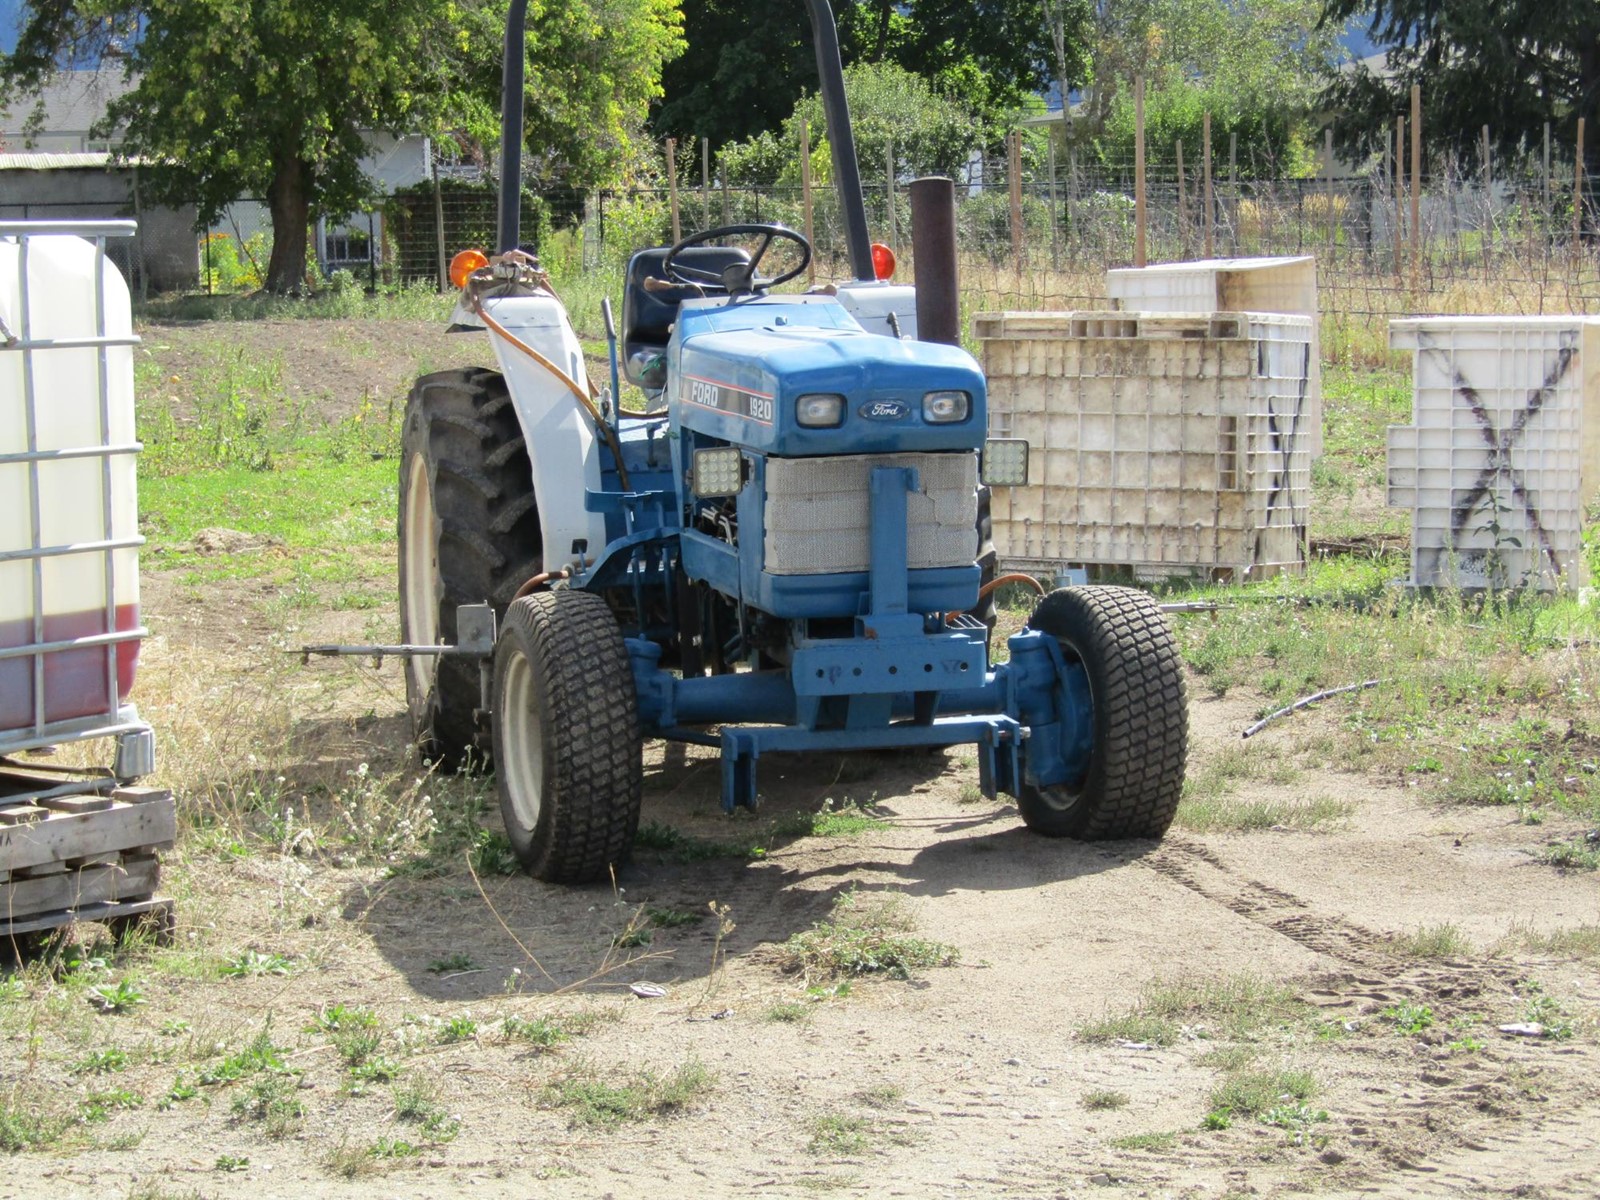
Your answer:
[468,291,632,491]
[977,572,1047,603]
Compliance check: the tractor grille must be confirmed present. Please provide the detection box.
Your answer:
[763,452,979,576]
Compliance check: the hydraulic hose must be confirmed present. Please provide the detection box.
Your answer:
[468,291,632,491]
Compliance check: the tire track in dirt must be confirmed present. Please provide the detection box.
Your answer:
[1104,836,1600,1198]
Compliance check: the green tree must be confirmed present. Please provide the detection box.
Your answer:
[655,0,1088,149]
[1078,0,1335,178]
[1,0,683,292]
[1318,0,1600,165]
[718,60,988,186]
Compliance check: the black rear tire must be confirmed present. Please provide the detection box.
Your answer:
[492,591,643,883]
[1017,586,1187,840]
[399,368,542,770]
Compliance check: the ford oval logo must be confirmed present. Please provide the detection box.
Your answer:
[859,400,910,421]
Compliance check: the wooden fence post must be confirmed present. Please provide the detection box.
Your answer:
[1482,125,1493,259]
[1394,115,1404,276]
[886,138,896,251]
[1009,130,1025,275]
[1176,139,1187,257]
[800,120,816,285]
[1203,112,1214,259]
[701,137,711,230]
[1135,76,1147,267]
[1410,85,1421,294]
[1324,126,1335,260]
[1575,117,1587,260]
[666,137,681,244]
[1048,136,1059,267]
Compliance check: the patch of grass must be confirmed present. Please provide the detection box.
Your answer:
[612,926,653,949]
[1501,922,1600,959]
[219,950,293,978]
[311,1004,379,1032]
[1080,975,1307,1048]
[1082,1089,1130,1111]
[427,953,479,974]
[436,1016,478,1044]
[215,1154,250,1172]
[1077,1011,1181,1047]
[229,1074,304,1138]
[1109,1131,1177,1151]
[73,1047,131,1074]
[1206,1067,1318,1127]
[632,820,766,862]
[1389,923,1473,958]
[1196,1044,1261,1070]
[391,1077,462,1142]
[502,1015,573,1049]
[808,1113,870,1156]
[1383,1002,1435,1035]
[766,1002,811,1024]
[86,978,146,1014]
[80,1087,144,1122]
[1177,794,1352,833]
[545,1059,714,1127]
[199,1029,290,1086]
[1541,839,1600,871]
[778,890,958,982]
[646,905,704,928]
[776,800,891,839]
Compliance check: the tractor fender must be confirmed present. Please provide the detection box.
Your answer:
[479,293,609,573]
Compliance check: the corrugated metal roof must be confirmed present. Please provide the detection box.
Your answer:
[0,151,142,170]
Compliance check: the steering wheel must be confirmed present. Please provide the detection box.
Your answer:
[661,224,812,296]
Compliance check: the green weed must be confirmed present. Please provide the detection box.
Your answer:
[544,1059,714,1126]
[808,1113,870,1156]
[778,891,958,981]
[1390,923,1473,958]
[1082,1090,1130,1111]
[1383,1002,1435,1034]
[1109,1130,1177,1151]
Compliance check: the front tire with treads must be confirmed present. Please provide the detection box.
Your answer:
[493,591,642,882]
[399,368,542,770]
[1017,586,1187,840]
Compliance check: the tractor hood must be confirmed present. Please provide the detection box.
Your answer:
[671,296,986,456]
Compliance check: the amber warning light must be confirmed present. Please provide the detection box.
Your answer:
[449,249,489,289]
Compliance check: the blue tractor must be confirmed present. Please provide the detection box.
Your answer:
[395,0,1188,881]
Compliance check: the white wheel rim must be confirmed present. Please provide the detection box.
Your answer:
[500,645,545,830]
[402,452,440,704]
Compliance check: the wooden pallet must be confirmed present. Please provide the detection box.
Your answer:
[0,785,175,942]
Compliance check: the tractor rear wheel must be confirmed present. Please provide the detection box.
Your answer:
[1017,586,1187,840]
[399,368,542,770]
[492,591,642,882]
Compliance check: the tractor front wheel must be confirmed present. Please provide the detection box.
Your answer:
[1017,586,1188,840]
[492,591,642,883]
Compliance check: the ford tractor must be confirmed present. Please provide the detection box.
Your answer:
[393,0,1188,881]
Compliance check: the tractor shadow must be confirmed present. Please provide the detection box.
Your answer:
[340,740,1133,1001]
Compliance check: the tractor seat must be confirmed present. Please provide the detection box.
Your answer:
[621,246,750,388]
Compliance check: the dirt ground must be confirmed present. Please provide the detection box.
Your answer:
[3,318,1598,1199]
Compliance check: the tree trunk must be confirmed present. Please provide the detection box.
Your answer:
[263,154,312,294]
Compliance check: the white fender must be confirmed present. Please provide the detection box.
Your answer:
[477,294,608,573]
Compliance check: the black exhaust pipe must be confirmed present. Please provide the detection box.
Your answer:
[497,0,531,254]
[803,0,875,283]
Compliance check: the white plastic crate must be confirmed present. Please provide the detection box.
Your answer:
[976,310,1314,582]
[1105,257,1322,456]
[1386,317,1600,591]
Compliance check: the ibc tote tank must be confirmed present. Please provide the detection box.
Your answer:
[0,223,143,744]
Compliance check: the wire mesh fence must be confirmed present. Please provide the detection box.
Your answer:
[47,131,1597,334]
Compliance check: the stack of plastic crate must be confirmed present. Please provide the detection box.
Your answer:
[1105,257,1322,456]
[976,309,1314,582]
[1386,316,1600,592]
